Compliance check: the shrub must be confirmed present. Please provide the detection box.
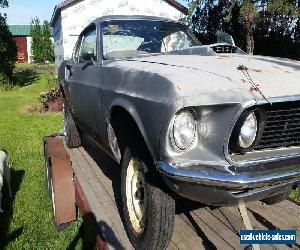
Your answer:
[0,73,10,85]
[0,14,17,82]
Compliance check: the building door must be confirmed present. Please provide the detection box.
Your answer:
[13,37,28,63]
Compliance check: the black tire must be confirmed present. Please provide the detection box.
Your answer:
[63,103,81,148]
[261,192,289,205]
[121,146,175,250]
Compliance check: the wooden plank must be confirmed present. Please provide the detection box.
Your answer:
[179,210,234,250]
[69,148,133,250]
[74,146,186,250]
[194,207,241,248]
[78,147,118,201]
[74,149,131,247]
[209,207,243,235]
[66,139,300,250]
[276,200,300,218]
[74,177,109,250]
[238,201,260,250]
[245,208,291,250]
[247,201,300,233]
[75,147,132,248]
[220,206,294,250]
[168,240,179,250]
[247,201,300,248]
[171,215,205,250]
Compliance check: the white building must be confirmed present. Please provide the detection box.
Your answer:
[50,0,187,69]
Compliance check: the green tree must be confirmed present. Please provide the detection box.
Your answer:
[0,0,17,82]
[30,17,44,62]
[42,20,54,62]
[235,0,297,54]
[185,0,300,57]
[30,17,54,63]
[237,0,258,54]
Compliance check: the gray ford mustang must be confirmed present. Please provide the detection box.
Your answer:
[59,15,300,249]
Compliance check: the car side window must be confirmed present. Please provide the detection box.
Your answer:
[73,38,82,63]
[161,31,195,53]
[79,27,97,63]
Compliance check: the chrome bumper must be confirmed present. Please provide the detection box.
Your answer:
[157,161,300,190]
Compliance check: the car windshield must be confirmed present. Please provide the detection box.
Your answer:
[102,19,201,59]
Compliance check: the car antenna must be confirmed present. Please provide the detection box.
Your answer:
[237,65,272,105]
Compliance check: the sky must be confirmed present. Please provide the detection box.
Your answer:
[4,0,187,25]
[5,0,62,24]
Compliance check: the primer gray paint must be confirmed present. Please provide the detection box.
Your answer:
[60,15,300,205]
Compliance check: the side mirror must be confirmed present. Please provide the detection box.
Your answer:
[81,49,95,61]
[216,31,235,46]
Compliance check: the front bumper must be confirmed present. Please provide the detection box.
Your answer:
[157,157,300,206]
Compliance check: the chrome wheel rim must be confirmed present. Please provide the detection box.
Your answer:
[126,157,147,234]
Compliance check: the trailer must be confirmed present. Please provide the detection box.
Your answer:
[44,135,300,250]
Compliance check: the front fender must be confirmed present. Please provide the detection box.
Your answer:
[108,97,158,161]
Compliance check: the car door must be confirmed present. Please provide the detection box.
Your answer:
[66,24,101,140]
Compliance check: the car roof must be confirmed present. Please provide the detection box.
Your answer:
[94,15,183,24]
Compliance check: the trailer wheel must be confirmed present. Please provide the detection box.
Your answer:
[261,192,290,205]
[63,103,81,148]
[121,147,175,250]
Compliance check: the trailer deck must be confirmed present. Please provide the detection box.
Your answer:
[46,136,300,249]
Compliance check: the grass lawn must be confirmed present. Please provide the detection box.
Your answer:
[0,65,82,249]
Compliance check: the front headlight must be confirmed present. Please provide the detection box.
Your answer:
[238,112,258,149]
[172,109,196,150]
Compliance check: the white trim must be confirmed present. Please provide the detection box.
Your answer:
[26,36,32,63]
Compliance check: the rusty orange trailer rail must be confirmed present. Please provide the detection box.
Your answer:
[44,136,76,227]
[44,136,107,249]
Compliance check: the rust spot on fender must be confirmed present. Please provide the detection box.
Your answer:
[241,79,247,83]
[250,85,261,92]
[249,68,262,73]
[272,65,291,74]
[224,76,232,81]
[217,55,230,59]
[176,85,182,91]
[273,66,281,70]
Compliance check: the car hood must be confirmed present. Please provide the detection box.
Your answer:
[127,53,300,103]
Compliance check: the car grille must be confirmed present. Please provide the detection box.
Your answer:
[211,45,237,53]
[255,101,300,150]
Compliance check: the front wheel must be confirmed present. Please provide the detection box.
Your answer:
[121,147,175,250]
